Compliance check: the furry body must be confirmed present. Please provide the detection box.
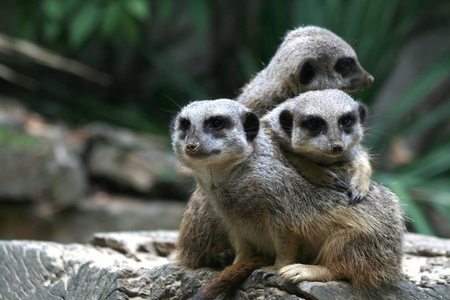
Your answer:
[172,99,404,292]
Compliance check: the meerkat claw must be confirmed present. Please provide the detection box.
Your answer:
[251,268,276,281]
[335,177,349,191]
[349,193,362,204]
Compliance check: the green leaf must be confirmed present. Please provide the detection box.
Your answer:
[42,0,66,21]
[69,2,99,48]
[368,55,450,146]
[43,20,60,42]
[125,0,150,21]
[101,1,122,37]
[398,144,450,183]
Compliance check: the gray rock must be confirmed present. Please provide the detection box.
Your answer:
[1,232,449,299]
[84,122,192,199]
[0,126,86,207]
[0,99,87,207]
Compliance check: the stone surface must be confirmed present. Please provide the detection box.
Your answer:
[83,122,192,199]
[1,232,449,300]
[0,123,86,207]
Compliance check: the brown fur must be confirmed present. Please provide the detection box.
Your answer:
[176,186,232,269]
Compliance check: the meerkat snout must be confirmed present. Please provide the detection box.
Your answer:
[330,143,343,155]
[185,142,200,153]
[366,74,374,86]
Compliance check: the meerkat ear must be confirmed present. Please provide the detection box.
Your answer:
[243,112,259,142]
[279,109,293,137]
[299,60,315,85]
[358,102,367,124]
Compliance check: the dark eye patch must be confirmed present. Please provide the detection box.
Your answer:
[300,115,325,137]
[299,60,315,85]
[205,116,231,132]
[339,112,356,133]
[279,109,293,138]
[335,57,356,77]
[179,118,190,132]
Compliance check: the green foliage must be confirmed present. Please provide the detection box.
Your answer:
[1,0,450,236]
[15,0,151,47]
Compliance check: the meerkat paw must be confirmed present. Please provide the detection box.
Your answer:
[279,264,335,283]
[348,174,371,204]
[308,168,348,191]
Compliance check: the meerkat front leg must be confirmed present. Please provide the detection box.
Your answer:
[230,231,255,265]
[348,145,372,204]
[261,230,300,273]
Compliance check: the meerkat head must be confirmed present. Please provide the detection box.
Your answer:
[265,89,367,165]
[171,99,260,171]
[270,26,374,96]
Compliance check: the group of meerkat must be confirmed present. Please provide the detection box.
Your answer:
[170,26,405,299]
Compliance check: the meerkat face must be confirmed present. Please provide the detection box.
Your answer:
[275,26,373,95]
[276,90,366,162]
[171,99,259,170]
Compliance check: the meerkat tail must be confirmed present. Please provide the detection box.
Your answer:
[193,256,274,300]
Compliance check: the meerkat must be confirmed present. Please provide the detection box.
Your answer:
[262,89,372,203]
[172,99,304,270]
[172,99,404,296]
[177,25,374,270]
[237,26,374,116]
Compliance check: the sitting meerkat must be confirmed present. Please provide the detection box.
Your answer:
[237,25,374,116]
[172,99,404,297]
[177,25,374,270]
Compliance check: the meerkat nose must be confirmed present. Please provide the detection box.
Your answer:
[185,142,200,153]
[331,144,343,154]
[366,74,374,87]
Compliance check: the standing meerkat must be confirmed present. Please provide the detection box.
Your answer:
[172,99,404,297]
[177,26,374,270]
[237,26,374,116]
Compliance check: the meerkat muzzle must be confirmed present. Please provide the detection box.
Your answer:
[185,142,200,153]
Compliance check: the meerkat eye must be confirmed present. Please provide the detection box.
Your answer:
[301,116,325,134]
[339,113,356,130]
[335,58,356,77]
[179,118,190,132]
[206,116,229,131]
[341,117,352,127]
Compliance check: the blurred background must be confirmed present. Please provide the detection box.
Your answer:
[0,0,449,243]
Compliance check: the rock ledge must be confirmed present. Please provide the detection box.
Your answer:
[0,231,449,299]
